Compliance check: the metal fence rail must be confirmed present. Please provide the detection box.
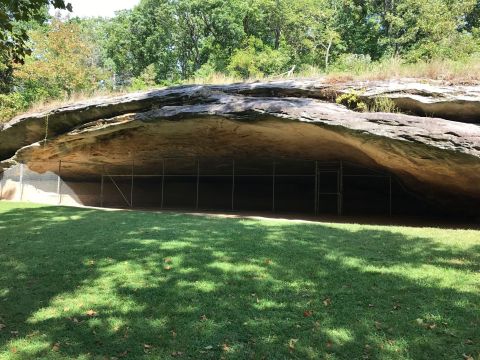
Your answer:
[0,157,395,216]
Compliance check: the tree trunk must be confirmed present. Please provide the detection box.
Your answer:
[325,38,333,72]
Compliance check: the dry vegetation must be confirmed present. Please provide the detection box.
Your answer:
[2,56,479,124]
[188,56,480,85]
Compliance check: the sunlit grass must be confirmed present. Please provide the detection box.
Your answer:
[0,201,478,359]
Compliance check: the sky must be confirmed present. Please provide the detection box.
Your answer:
[50,0,141,18]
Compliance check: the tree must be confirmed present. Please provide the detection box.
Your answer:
[14,17,108,103]
[372,0,477,59]
[0,0,72,93]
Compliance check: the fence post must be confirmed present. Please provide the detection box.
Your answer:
[57,160,62,205]
[19,163,24,201]
[389,175,392,216]
[338,160,343,216]
[272,160,276,212]
[130,159,134,208]
[161,159,165,209]
[196,159,200,209]
[0,170,3,200]
[100,165,104,207]
[314,161,318,215]
[231,159,235,211]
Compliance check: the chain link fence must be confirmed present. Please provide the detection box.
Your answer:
[0,158,397,215]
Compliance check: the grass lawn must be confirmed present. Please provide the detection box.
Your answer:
[0,202,478,360]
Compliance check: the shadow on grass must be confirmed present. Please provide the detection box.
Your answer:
[0,204,478,359]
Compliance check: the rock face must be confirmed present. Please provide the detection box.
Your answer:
[1,79,480,215]
[219,79,480,123]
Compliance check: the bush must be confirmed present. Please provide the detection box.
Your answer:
[0,92,27,123]
[369,97,398,113]
[405,32,480,62]
[336,91,368,112]
[227,37,291,79]
[331,54,372,75]
[128,64,157,91]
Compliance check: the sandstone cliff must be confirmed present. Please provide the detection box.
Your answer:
[1,79,479,214]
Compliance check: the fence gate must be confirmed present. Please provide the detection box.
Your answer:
[315,162,342,215]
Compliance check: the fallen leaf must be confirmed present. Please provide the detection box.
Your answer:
[164,265,172,271]
[204,345,213,350]
[463,354,474,360]
[171,330,177,338]
[164,257,172,263]
[86,309,97,317]
[288,338,298,351]
[264,259,272,265]
[10,347,17,354]
[118,350,129,357]
[323,298,332,307]
[52,342,60,352]
[10,331,18,336]
[393,303,401,310]
[144,344,152,349]
[200,314,208,321]
[368,304,374,308]
[222,343,230,352]
[427,323,436,330]
[326,340,333,348]
[464,339,474,345]
[303,310,313,317]
[171,351,183,357]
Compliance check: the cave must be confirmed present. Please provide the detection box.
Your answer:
[1,80,480,220]
[0,156,453,219]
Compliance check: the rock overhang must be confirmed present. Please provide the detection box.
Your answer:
[1,79,480,215]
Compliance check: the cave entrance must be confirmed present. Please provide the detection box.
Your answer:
[98,157,395,216]
[2,157,448,217]
[0,158,461,218]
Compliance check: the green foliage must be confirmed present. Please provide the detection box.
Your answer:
[336,92,398,113]
[13,18,110,106]
[0,0,72,93]
[2,0,480,114]
[379,0,478,61]
[369,97,399,113]
[128,64,158,91]
[193,62,217,79]
[0,92,26,123]
[227,37,291,78]
[331,54,373,74]
[336,91,368,112]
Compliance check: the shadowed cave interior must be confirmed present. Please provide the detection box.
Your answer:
[42,158,450,218]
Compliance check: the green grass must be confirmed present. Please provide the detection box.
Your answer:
[0,202,479,360]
